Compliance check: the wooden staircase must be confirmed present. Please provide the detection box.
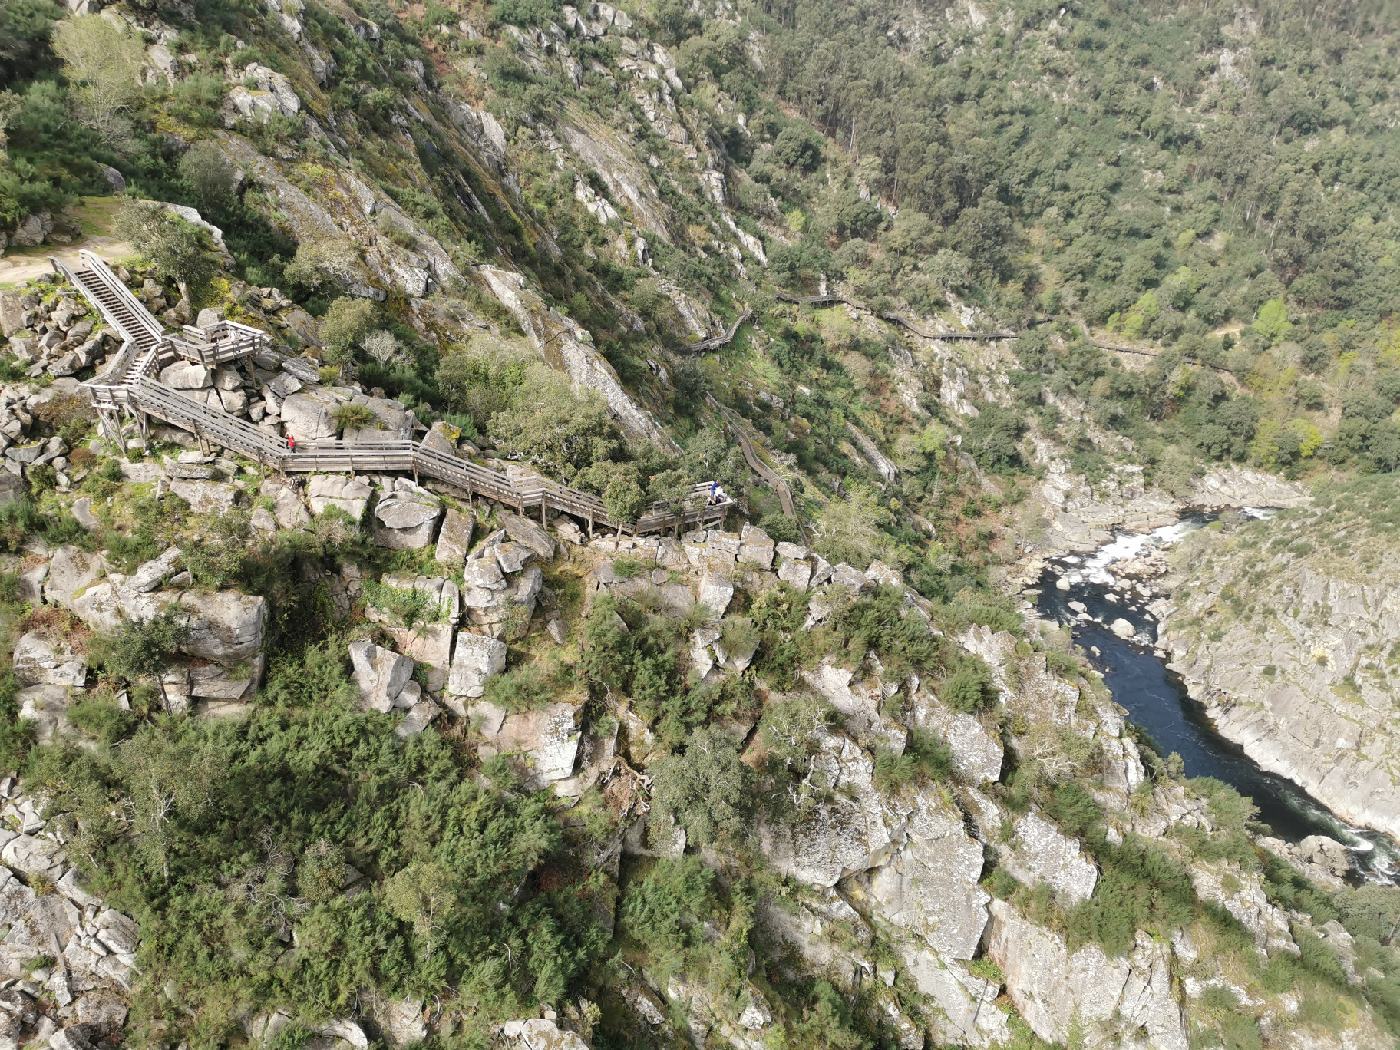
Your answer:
[59,255,731,536]
[61,250,165,352]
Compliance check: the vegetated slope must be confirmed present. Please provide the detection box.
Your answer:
[1,259,1397,1050]
[2,0,1400,1047]
[1158,476,1400,840]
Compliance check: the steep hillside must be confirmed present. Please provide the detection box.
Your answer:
[1158,478,1400,840]
[0,263,1396,1048]
[1,0,1399,1048]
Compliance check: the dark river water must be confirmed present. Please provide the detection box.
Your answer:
[1034,516,1398,884]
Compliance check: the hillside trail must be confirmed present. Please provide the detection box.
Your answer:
[0,237,134,290]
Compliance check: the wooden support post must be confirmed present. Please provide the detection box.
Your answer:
[540,500,547,526]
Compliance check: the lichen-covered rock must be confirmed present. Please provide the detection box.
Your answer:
[169,479,241,515]
[758,729,895,887]
[696,573,733,618]
[987,899,1188,1050]
[12,632,86,687]
[444,632,507,709]
[0,784,139,1045]
[43,546,107,608]
[860,793,988,960]
[371,480,442,550]
[499,511,556,560]
[496,1018,589,1049]
[434,508,474,567]
[480,703,581,787]
[998,810,1098,906]
[347,639,416,713]
[280,389,340,441]
[912,690,1002,784]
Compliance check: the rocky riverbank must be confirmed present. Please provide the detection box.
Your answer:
[1007,452,1310,591]
[1154,480,1400,843]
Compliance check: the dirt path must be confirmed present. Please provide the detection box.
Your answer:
[0,236,134,290]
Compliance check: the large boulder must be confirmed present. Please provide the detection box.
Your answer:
[386,624,454,693]
[43,546,108,608]
[347,640,417,713]
[481,703,581,787]
[169,479,241,515]
[259,478,311,529]
[499,511,556,560]
[434,508,474,567]
[998,811,1098,906]
[372,480,442,550]
[127,546,183,593]
[17,684,72,742]
[12,631,86,687]
[445,632,507,710]
[177,591,267,667]
[307,475,372,520]
[159,362,211,390]
[737,524,774,569]
[696,573,733,618]
[913,690,1003,785]
[280,390,340,441]
[496,1019,589,1050]
[758,729,896,887]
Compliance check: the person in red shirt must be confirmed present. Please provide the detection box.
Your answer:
[287,434,297,452]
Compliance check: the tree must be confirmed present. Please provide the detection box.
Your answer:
[283,237,358,296]
[384,860,461,947]
[89,608,190,706]
[116,727,218,883]
[1252,297,1292,344]
[318,297,376,377]
[51,14,144,149]
[362,329,404,369]
[814,485,893,569]
[0,91,21,157]
[487,365,619,481]
[114,200,221,309]
[0,0,61,83]
[649,726,753,849]
[178,141,236,210]
[434,336,529,426]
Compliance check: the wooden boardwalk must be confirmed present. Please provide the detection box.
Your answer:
[57,253,730,536]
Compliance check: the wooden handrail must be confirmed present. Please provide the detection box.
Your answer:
[66,262,732,535]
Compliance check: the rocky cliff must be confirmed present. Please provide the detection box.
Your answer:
[0,277,1393,1046]
[1157,479,1400,841]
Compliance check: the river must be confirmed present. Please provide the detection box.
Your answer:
[1033,514,1399,885]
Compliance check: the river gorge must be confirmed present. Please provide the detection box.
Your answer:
[1033,515,1399,885]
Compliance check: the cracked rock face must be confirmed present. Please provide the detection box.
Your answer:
[758,729,896,888]
[998,810,1098,906]
[0,783,139,1047]
[987,899,1188,1050]
[444,632,507,709]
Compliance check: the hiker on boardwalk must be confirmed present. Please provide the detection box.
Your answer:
[287,434,297,452]
[708,481,726,505]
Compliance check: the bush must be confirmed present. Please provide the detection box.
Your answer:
[939,657,995,713]
[333,403,378,433]
[649,726,753,849]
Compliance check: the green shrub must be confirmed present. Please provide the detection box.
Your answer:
[940,657,995,713]
[333,403,379,433]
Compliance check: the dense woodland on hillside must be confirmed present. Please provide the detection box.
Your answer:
[1,0,1399,1047]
